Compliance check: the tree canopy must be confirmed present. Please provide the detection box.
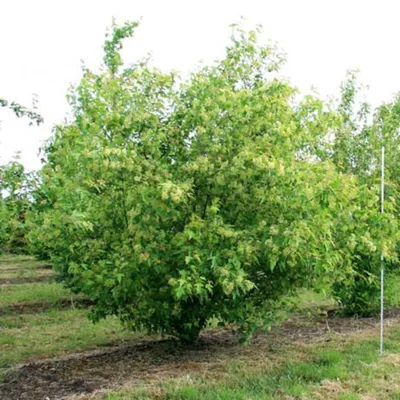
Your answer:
[26,22,399,341]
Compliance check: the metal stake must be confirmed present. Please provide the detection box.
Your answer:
[380,146,385,356]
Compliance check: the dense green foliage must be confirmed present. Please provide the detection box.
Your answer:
[0,96,43,254]
[27,22,398,341]
[0,161,36,254]
[325,72,400,315]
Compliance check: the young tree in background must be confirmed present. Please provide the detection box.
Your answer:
[0,95,43,253]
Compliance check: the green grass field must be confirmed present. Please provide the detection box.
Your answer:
[0,254,137,381]
[1,253,400,400]
[0,282,69,305]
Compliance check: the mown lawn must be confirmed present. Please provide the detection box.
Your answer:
[0,282,69,305]
[0,255,138,380]
[0,254,50,269]
[0,309,138,375]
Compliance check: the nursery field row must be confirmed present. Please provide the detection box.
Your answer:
[1,254,400,399]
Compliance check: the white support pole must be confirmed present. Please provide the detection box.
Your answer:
[380,146,385,356]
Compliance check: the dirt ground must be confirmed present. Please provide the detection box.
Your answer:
[0,298,94,316]
[1,310,395,400]
[0,265,52,271]
[0,276,55,285]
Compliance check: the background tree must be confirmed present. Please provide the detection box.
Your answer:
[0,161,38,253]
[0,96,43,254]
[314,72,400,315]
[0,97,43,126]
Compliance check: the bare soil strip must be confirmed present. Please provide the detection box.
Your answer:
[0,276,55,286]
[0,258,35,263]
[0,298,94,316]
[2,311,397,400]
[0,264,52,271]
[0,269,55,279]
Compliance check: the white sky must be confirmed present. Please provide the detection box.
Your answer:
[1,0,400,171]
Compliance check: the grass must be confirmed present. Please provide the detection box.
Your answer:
[0,282,71,306]
[0,255,139,381]
[102,327,400,400]
[0,309,138,378]
[296,289,336,312]
[0,254,34,263]
[0,268,54,279]
[0,254,50,269]
[1,253,400,399]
